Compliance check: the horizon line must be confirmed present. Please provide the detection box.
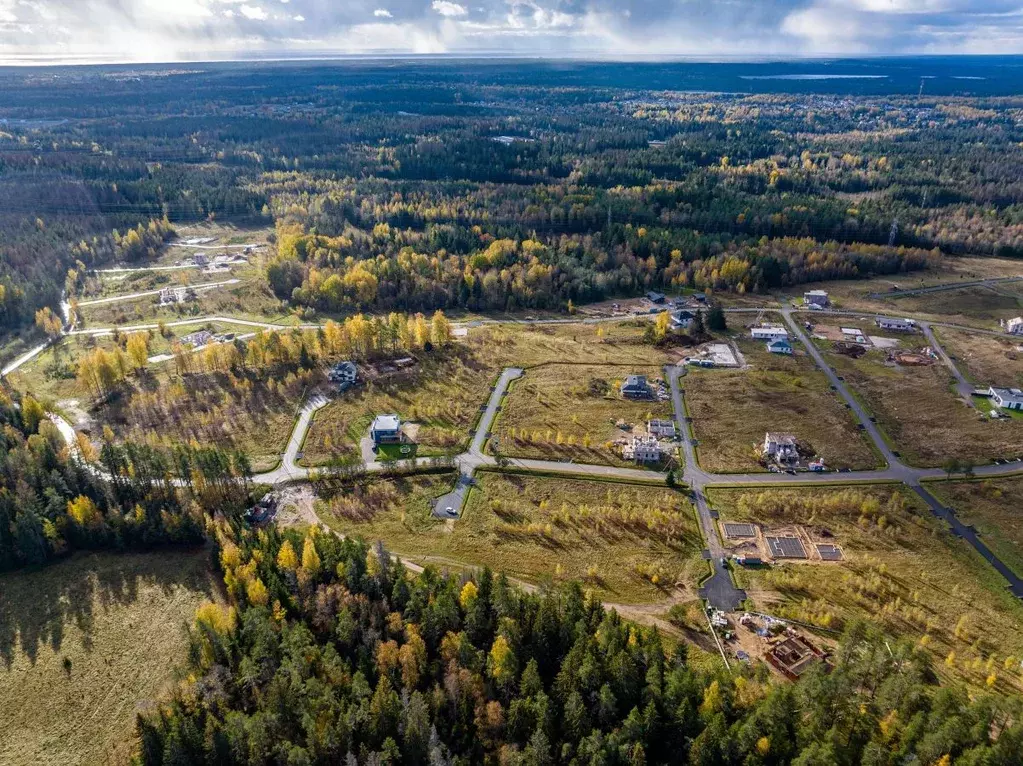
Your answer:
[1,50,1021,69]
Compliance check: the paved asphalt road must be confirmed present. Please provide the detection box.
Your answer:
[865,275,1023,300]
[432,367,524,518]
[667,365,747,610]
[920,321,976,405]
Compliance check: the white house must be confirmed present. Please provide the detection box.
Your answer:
[623,435,662,463]
[371,414,403,444]
[1003,317,1023,335]
[876,317,916,332]
[158,286,195,306]
[804,290,830,308]
[766,338,793,355]
[180,330,214,347]
[751,325,789,341]
[647,419,677,438]
[763,433,799,464]
[989,387,1023,411]
[328,361,358,389]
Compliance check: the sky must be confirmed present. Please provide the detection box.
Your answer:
[0,0,1022,64]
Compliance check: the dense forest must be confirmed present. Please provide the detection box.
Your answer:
[1,61,1022,337]
[136,523,1023,765]
[0,385,244,571]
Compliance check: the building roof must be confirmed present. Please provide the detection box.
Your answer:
[371,414,401,432]
[623,375,648,388]
[765,432,798,446]
[805,289,829,297]
[767,338,792,349]
[879,317,914,326]
[646,291,665,302]
[990,387,1023,406]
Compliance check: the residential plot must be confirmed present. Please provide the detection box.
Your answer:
[929,477,1023,580]
[935,328,1023,389]
[875,286,1023,329]
[77,275,292,328]
[0,550,216,766]
[816,544,844,561]
[303,321,672,466]
[301,347,497,464]
[496,363,674,467]
[710,485,1023,694]
[724,522,757,538]
[822,343,1023,466]
[685,339,879,473]
[314,472,705,604]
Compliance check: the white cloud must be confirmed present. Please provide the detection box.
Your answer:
[431,1,467,18]
[0,0,1021,64]
[239,4,268,21]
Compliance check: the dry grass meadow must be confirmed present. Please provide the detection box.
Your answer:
[929,477,1023,580]
[303,320,672,465]
[685,339,879,472]
[821,344,1023,466]
[0,550,216,766]
[710,485,1023,695]
[314,471,704,604]
[935,328,1023,389]
[495,363,674,467]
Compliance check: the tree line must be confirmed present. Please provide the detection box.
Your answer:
[135,521,1023,765]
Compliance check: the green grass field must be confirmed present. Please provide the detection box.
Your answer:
[685,339,879,473]
[315,471,704,604]
[0,550,217,766]
[709,485,1023,694]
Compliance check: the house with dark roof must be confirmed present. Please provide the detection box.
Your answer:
[670,310,695,330]
[646,291,665,304]
[620,375,651,399]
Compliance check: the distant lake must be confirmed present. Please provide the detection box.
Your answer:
[740,74,892,80]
